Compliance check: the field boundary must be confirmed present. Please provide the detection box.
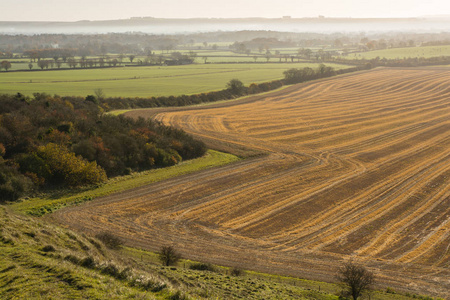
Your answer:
[11,150,239,216]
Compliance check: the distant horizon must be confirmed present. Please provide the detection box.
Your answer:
[3,15,450,23]
[2,0,449,22]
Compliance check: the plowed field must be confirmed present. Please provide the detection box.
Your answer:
[51,68,450,297]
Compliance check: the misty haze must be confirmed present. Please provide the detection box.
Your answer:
[2,17,450,35]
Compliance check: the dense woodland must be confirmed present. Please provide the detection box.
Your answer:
[0,93,206,201]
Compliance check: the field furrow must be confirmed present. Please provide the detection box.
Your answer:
[51,68,450,298]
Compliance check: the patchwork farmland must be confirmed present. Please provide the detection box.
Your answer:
[51,67,450,297]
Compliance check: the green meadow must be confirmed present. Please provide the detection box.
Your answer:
[350,45,450,60]
[0,62,349,97]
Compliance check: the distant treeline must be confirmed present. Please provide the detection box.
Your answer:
[0,93,206,201]
[3,31,450,58]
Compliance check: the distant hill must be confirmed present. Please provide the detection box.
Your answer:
[2,16,450,34]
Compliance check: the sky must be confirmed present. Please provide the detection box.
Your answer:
[2,0,449,22]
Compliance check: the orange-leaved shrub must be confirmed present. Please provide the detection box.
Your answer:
[37,143,107,186]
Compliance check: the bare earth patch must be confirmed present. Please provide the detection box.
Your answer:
[50,68,450,298]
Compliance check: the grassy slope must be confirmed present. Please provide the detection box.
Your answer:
[1,206,427,300]
[11,150,239,216]
[0,63,349,97]
[0,206,169,299]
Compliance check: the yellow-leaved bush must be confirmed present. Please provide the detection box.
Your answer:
[37,143,107,186]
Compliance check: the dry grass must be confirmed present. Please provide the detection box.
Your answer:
[51,67,450,298]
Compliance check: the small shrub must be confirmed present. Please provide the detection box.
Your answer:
[64,254,80,265]
[158,245,181,266]
[100,263,129,280]
[189,262,216,272]
[80,256,96,268]
[230,267,244,276]
[41,245,56,252]
[101,263,120,277]
[24,231,36,238]
[386,287,396,294]
[95,232,123,249]
[168,291,188,300]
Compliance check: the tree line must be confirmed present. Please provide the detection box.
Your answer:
[83,64,369,110]
[0,93,206,202]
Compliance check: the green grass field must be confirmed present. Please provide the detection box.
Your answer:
[0,62,349,97]
[350,45,450,60]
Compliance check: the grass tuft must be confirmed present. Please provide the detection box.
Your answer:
[95,232,123,250]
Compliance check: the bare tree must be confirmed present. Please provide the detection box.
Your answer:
[94,88,105,100]
[158,245,181,266]
[337,262,374,300]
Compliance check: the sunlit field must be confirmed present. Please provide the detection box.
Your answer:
[52,67,450,297]
[350,45,450,60]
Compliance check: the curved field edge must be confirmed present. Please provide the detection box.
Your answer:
[107,84,291,117]
[10,150,239,216]
[51,67,450,297]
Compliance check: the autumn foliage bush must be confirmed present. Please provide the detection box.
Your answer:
[0,92,206,200]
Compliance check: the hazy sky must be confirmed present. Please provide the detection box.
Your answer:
[3,0,449,21]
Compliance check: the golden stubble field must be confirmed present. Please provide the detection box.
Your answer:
[51,67,450,297]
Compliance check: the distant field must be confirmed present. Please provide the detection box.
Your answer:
[52,67,450,297]
[350,45,450,60]
[0,62,348,97]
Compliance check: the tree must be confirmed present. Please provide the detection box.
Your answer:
[129,55,135,63]
[67,58,77,68]
[158,245,181,266]
[0,162,33,202]
[28,63,33,70]
[337,262,374,300]
[226,79,245,94]
[37,143,107,186]
[37,60,49,70]
[1,60,11,71]
[94,88,105,100]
